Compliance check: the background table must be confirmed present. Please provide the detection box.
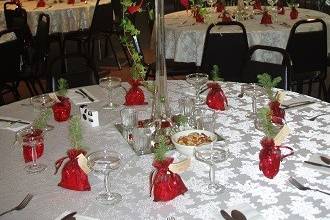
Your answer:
[0,81,329,219]
[164,7,330,66]
[0,0,108,42]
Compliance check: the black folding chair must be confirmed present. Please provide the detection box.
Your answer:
[241,45,293,90]
[286,18,327,100]
[0,29,24,104]
[200,21,249,82]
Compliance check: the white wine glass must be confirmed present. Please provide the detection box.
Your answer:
[99,77,122,109]
[186,73,209,106]
[194,142,228,195]
[88,149,122,205]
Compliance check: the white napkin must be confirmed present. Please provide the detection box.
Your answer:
[223,203,265,220]
[281,96,316,110]
[0,117,31,132]
[67,88,98,105]
[55,211,99,220]
[304,154,330,174]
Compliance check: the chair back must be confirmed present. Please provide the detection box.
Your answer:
[0,29,24,82]
[201,21,249,82]
[286,19,327,78]
[241,45,293,90]
[33,13,50,63]
[225,0,237,6]
[4,2,32,44]
[48,54,99,91]
[89,0,114,35]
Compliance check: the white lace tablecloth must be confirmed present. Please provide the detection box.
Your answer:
[0,0,109,38]
[164,7,330,66]
[0,81,329,220]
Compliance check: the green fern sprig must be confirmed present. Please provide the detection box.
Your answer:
[257,73,281,100]
[154,136,169,161]
[57,78,69,97]
[257,107,278,138]
[211,65,224,81]
[33,109,51,130]
[69,115,83,149]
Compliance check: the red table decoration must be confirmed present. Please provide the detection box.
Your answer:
[253,0,262,10]
[195,10,204,23]
[206,82,228,111]
[150,157,188,201]
[125,80,146,105]
[52,96,71,122]
[259,137,294,179]
[22,128,44,163]
[67,0,75,4]
[261,10,272,24]
[216,2,225,13]
[290,7,298,19]
[36,0,46,7]
[269,100,285,125]
[222,11,232,22]
[277,1,285,14]
[55,149,91,191]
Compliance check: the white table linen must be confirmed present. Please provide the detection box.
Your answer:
[0,81,329,219]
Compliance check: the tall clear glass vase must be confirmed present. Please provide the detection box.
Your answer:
[151,0,172,143]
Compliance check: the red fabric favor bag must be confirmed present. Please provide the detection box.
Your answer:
[125,80,146,105]
[55,149,91,191]
[150,157,187,202]
[206,83,228,110]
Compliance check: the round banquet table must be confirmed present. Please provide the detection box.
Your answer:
[0,0,109,42]
[164,7,330,66]
[0,81,329,220]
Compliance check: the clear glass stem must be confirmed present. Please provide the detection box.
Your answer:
[108,89,112,105]
[104,171,111,194]
[209,165,215,185]
[252,96,257,116]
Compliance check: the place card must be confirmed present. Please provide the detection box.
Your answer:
[77,153,91,174]
[275,91,285,104]
[274,124,290,146]
[169,158,191,174]
[49,92,61,103]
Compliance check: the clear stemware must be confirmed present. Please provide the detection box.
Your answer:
[186,73,209,106]
[88,149,122,205]
[99,77,122,110]
[120,108,138,143]
[194,142,228,194]
[242,83,265,119]
[194,107,216,132]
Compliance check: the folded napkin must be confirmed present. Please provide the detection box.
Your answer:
[224,203,265,220]
[304,154,330,174]
[0,117,31,132]
[55,211,99,220]
[67,89,98,105]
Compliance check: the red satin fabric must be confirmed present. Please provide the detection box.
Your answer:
[261,11,272,24]
[22,129,44,163]
[57,149,91,191]
[125,80,146,106]
[36,0,45,7]
[253,0,262,10]
[150,157,188,202]
[52,96,71,122]
[290,7,298,19]
[206,83,228,110]
[268,100,285,125]
[216,2,225,13]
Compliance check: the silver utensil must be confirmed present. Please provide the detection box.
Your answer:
[304,161,330,168]
[289,177,330,196]
[220,210,234,220]
[231,210,247,220]
[0,118,30,125]
[307,113,328,121]
[166,217,175,220]
[320,156,330,165]
[75,90,86,98]
[78,89,94,102]
[61,211,77,220]
[0,194,33,216]
[282,101,315,110]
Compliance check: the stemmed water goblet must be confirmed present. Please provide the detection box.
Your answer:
[186,73,209,106]
[194,107,216,132]
[87,149,122,205]
[267,0,279,22]
[194,142,228,194]
[120,108,138,144]
[242,83,265,119]
[99,77,122,110]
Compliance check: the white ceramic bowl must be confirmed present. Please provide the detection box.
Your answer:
[171,129,217,156]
